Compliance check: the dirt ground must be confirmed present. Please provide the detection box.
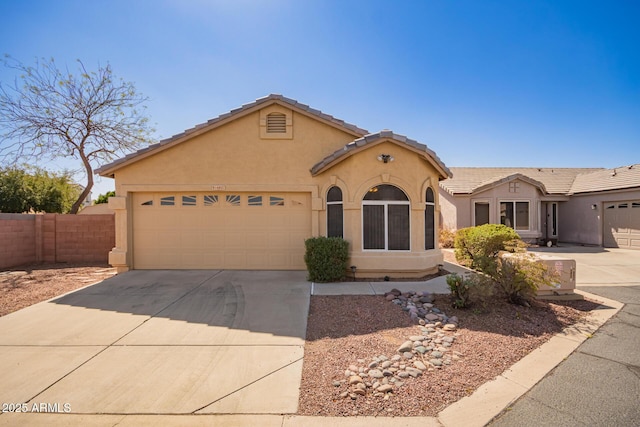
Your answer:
[0,263,117,316]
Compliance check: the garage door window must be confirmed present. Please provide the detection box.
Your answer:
[327,186,343,238]
[248,195,263,206]
[226,195,241,206]
[204,195,218,206]
[160,196,175,206]
[270,196,284,206]
[182,195,196,206]
[363,185,410,251]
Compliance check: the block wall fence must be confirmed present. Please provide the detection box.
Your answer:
[0,213,115,270]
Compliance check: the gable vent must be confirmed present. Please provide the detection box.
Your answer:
[266,113,287,133]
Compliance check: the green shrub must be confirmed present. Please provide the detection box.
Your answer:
[492,254,559,306]
[304,237,349,282]
[454,224,521,273]
[439,227,456,248]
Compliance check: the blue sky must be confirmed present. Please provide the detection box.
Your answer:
[1,0,639,197]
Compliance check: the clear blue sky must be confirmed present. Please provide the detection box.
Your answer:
[1,0,639,197]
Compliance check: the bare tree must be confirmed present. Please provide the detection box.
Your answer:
[0,56,153,213]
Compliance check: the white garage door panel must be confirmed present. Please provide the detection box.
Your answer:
[604,201,640,249]
[133,192,311,269]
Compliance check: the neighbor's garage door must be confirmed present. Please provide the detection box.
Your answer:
[603,201,640,249]
[132,192,311,269]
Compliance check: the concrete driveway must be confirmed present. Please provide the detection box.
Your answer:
[0,270,310,415]
[489,246,640,427]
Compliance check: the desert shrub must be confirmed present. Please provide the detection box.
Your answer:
[439,227,456,248]
[454,224,521,273]
[446,273,472,308]
[446,272,495,308]
[492,254,559,306]
[304,237,349,282]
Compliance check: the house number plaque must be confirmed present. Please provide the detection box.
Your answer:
[211,185,226,190]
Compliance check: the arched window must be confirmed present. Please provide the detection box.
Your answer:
[362,185,410,250]
[327,186,343,238]
[425,187,435,250]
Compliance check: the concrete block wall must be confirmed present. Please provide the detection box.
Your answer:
[0,214,36,269]
[54,214,115,263]
[0,213,115,269]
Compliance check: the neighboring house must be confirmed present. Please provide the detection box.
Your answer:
[96,94,452,276]
[440,166,640,249]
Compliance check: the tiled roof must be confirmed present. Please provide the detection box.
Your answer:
[440,167,603,195]
[570,164,640,194]
[310,130,452,179]
[96,94,368,176]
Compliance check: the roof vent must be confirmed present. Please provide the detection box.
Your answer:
[266,112,287,133]
[611,169,617,177]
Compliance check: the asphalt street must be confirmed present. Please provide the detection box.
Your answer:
[489,248,640,427]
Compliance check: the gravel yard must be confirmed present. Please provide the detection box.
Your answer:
[298,293,599,417]
[0,264,116,316]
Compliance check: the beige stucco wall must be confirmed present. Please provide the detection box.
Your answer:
[108,104,446,277]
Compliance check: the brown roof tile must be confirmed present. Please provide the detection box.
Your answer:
[97,94,368,176]
[310,131,452,179]
[440,167,603,195]
[570,164,640,194]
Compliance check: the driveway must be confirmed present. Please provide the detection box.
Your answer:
[489,246,640,426]
[0,270,310,415]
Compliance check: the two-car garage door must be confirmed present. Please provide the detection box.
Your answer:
[604,200,640,249]
[132,192,311,269]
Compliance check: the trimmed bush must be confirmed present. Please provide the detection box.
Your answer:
[439,227,456,248]
[304,237,349,282]
[454,224,521,273]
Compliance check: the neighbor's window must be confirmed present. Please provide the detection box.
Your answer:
[160,196,175,206]
[363,184,410,250]
[327,186,343,238]
[266,112,287,133]
[474,202,490,226]
[500,201,529,231]
[425,187,435,250]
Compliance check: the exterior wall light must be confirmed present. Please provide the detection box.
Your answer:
[591,204,598,210]
[377,154,394,163]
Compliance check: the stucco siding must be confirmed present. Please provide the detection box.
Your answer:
[561,189,640,246]
[114,110,357,194]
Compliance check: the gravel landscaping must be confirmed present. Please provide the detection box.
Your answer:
[0,263,116,316]
[298,292,600,417]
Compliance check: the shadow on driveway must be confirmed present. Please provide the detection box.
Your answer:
[50,269,311,341]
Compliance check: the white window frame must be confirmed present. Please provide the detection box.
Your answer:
[500,200,530,231]
[361,200,411,251]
